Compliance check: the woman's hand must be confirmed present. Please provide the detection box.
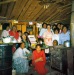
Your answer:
[38,57,43,61]
[35,57,43,63]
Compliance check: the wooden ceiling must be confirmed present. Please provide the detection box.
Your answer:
[0,0,72,23]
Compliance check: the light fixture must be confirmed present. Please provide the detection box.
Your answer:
[44,4,50,9]
[38,0,56,9]
[29,22,33,25]
[13,20,18,23]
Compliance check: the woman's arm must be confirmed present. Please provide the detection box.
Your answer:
[25,48,30,54]
[35,57,43,63]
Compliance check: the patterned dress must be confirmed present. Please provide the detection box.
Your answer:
[13,47,30,73]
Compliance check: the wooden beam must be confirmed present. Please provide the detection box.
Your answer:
[18,0,33,20]
[6,2,15,19]
[0,0,16,5]
[45,5,71,22]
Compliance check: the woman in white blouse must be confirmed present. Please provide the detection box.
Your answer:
[13,42,31,74]
[1,23,10,38]
[52,28,60,45]
[39,23,47,38]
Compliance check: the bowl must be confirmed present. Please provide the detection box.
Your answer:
[11,38,17,43]
[3,37,11,43]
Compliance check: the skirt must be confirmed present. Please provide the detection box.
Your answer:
[13,57,29,73]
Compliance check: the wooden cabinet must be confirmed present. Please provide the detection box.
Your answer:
[50,47,74,75]
[67,48,74,75]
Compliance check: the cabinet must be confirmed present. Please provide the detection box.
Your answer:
[67,48,74,75]
[50,47,74,75]
[0,44,12,75]
[50,47,63,72]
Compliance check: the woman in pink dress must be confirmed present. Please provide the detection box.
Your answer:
[43,24,53,46]
[32,44,48,75]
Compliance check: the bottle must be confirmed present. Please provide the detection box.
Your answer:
[12,68,16,75]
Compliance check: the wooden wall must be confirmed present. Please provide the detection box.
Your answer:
[11,21,39,39]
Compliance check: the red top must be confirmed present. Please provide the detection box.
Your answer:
[9,31,19,40]
[32,50,48,75]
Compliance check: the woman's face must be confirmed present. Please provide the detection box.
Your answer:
[47,25,51,31]
[20,43,25,49]
[22,34,26,40]
[36,45,41,52]
[57,24,61,29]
[54,30,58,34]
[60,24,63,29]
[13,26,17,32]
[63,27,67,33]
[53,40,58,46]
[43,24,47,28]
[19,32,22,36]
[6,26,10,31]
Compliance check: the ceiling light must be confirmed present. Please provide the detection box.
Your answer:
[13,20,18,23]
[38,0,56,9]
[29,22,33,25]
[44,4,49,9]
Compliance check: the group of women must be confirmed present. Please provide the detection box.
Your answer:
[13,43,48,75]
[1,23,30,50]
[1,23,48,75]
[1,22,70,75]
[1,23,19,40]
[39,23,70,46]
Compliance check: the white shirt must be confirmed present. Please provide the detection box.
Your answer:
[13,47,30,59]
[17,37,22,43]
[39,28,47,37]
[1,30,9,38]
[52,34,59,45]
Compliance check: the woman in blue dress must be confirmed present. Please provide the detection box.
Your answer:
[13,42,31,73]
[59,25,70,45]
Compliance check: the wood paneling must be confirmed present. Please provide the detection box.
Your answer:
[0,0,72,23]
[17,25,21,31]
[22,24,26,33]
[6,3,15,19]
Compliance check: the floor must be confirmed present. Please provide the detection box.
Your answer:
[14,61,65,75]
